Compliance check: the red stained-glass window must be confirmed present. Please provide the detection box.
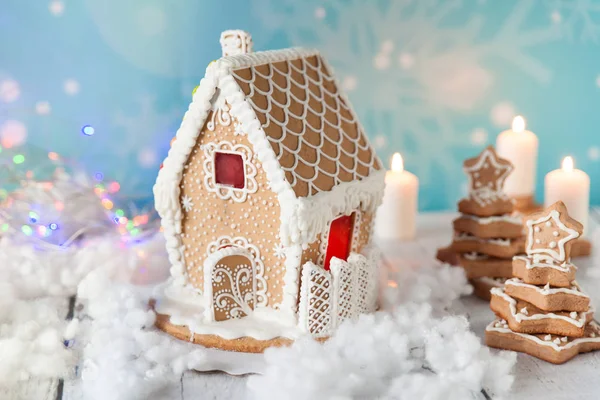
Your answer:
[324,213,355,271]
[214,152,245,189]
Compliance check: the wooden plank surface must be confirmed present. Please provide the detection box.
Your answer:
[0,297,69,400]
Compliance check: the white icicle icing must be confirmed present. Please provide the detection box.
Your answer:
[491,288,592,328]
[461,214,523,225]
[454,233,511,247]
[513,256,576,273]
[487,321,600,352]
[505,278,589,298]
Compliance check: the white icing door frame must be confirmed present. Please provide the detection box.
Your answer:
[203,246,256,322]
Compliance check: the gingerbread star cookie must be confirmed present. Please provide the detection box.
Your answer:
[486,320,600,364]
[458,146,514,217]
[525,201,583,264]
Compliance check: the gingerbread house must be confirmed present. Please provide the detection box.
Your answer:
[153,30,385,352]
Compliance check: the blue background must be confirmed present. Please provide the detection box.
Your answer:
[1,0,599,210]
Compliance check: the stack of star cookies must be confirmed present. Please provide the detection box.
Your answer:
[438,146,525,299]
[486,201,600,364]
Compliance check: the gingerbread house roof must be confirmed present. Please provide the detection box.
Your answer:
[155,46,385,259]
[230,54,381,198]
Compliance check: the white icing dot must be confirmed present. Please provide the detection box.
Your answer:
[570,312,578,319]
[534,227,541,233]
[553,231,559,237]
[535,239,541,244]
[549,241,557,249]
[544,334,552,341]
[546,221,552,227]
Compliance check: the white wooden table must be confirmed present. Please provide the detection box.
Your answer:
[3,209,600,400]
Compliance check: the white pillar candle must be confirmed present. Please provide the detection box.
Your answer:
[375,153,419,240]
[496,116,539,198]
[544,156,590,234]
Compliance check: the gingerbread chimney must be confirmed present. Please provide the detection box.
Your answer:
[220,30,253,57]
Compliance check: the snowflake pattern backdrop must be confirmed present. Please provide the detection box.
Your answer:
[1,0,599,210]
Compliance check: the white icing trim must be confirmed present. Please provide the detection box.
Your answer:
[491,287,592,327]
[526,210,580,262]
[351,209,363,253]
[473,276,507,287]
[454,233,511,247]
[154,67,220,287]
[461,214,522,225]
[202,140,258,203]
[220,30,253,57]
[505,278,589,298]
[280,244,303,312]
[206,235,267,307]
[463,252,489,261]
[513,255,576,273]
[486,320,600,352]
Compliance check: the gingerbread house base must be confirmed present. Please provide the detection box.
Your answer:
[154,312,295,353]
[151,250,380,353]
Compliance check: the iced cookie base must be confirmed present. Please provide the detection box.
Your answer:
[504,278,590,312]
[490,288,593,337]
[451,233,525,259]
[512,256,576,288]
[486,320,600,364]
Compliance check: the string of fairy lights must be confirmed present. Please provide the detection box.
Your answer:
[0,139,158,248]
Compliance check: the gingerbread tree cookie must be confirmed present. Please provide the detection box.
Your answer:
[486,201,600,364]
[437,146,525,300]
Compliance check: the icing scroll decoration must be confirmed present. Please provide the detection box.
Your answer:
[212,259,255,320]
[202,141,258,203]
[207,236,267,307]
[206,104,232,131]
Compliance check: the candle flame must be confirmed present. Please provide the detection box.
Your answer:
[512,115,526,133]
[391,153,404,172]
[562,156,574,172]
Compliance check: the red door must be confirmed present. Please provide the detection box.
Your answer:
[324,213,355,270]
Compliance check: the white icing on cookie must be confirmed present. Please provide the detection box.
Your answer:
[461,214,523,226]
[513,255,576,273]
[491,288,592,328]
[505,278,589,298]
[454,233,511,247]
[486,320,600,352]
[526,209,580,262]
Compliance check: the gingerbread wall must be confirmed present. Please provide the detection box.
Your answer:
[178,107,286,308]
